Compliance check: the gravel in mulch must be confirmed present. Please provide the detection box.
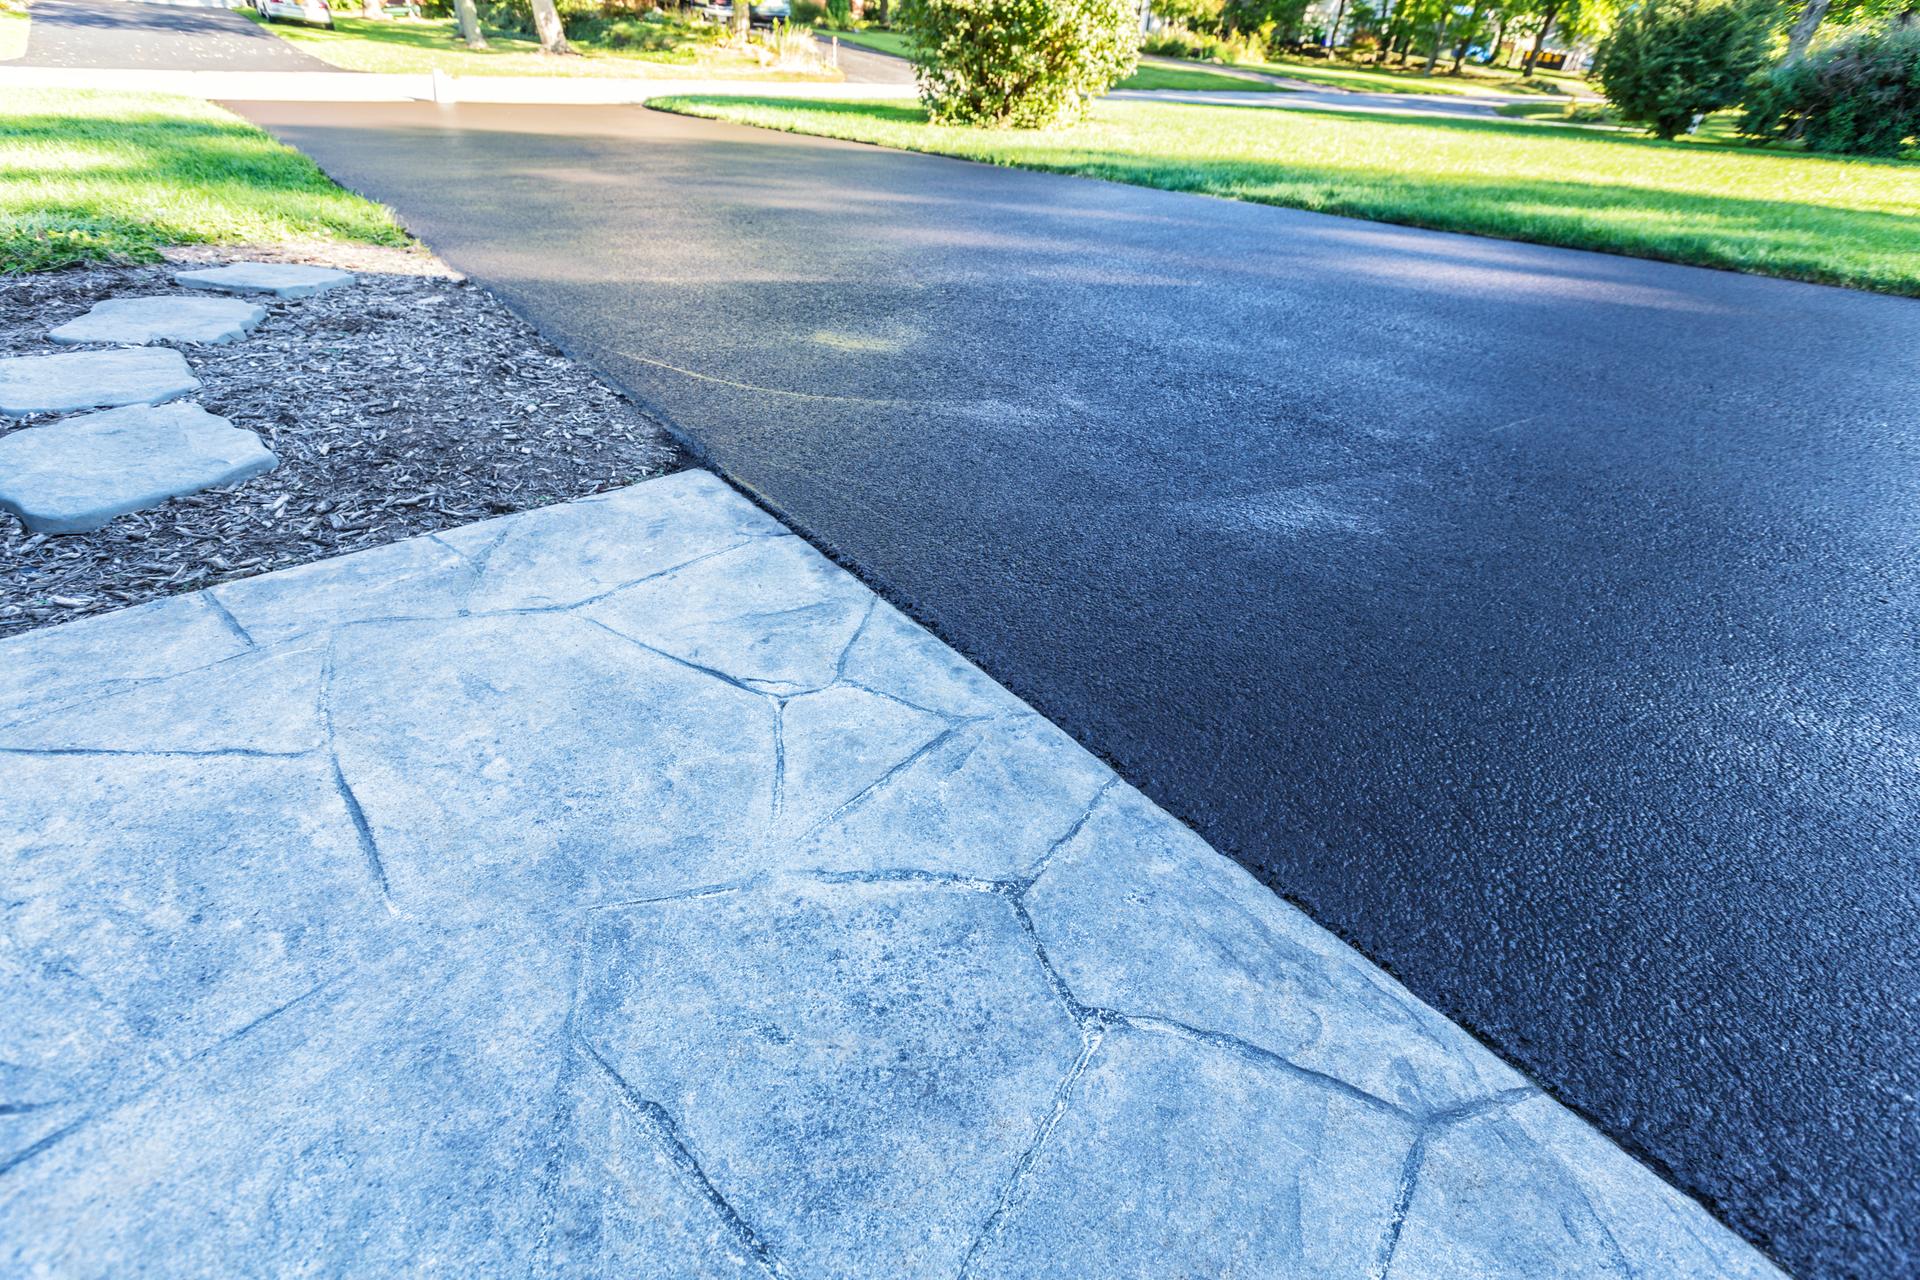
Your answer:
[0,243,687,639]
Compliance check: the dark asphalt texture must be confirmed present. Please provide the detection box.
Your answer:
[20,0,329,70]
[233,100,1920,1279]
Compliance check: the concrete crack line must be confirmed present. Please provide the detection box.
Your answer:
[1015,777,1120,893]
[0,745,317,761]
[787,719,988,848]
[0,974,342,1182]
[201,592,256,647]
[584,874,771,913]
[575,1037,790,1280]
[575,615,775,700]
[1370,1128,1431,1280]
[319,639,398,917]
[956,1020,1107,1279]
[805,867,1011,896]
[1116,1012,1409,1119]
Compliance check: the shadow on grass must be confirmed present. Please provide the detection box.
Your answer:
[1,109,403,273]
[655,96,1920,294]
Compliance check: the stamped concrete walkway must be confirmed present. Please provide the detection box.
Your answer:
[1,471,1780,1278]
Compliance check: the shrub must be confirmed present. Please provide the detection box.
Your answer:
[1741,28,1920,156]
[1152,0,1225,34]
[1591,0,1772,138]
[897,0,1140,126]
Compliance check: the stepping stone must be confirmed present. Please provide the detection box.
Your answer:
[175,262,355,300]
[0,402,277,534]
[0,347,199,418]
[50,296,268,347]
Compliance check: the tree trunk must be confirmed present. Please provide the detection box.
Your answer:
[1423,15,1448,73]
[1783,0,1829,60]
[1451,1,1482,72]
[1522,1,1557,76]
[1328,0,1347,47]
[530,0,573,53]
[451,0,486,47]
[733,0,752,42]
[1489,12,1506,64]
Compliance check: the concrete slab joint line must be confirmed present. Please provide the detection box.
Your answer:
[0,468,1785,1280]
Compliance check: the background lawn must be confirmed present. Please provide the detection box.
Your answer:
[829,29,1283,92]
[0,89,406,273]
[258,12,837,79]
[654,95,1920,295]
[0,6,28,62]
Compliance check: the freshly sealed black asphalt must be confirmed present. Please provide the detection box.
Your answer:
[235,100,1920,1279]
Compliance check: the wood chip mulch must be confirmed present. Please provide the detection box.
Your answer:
[0,243,688,639]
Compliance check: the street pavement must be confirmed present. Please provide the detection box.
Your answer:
[0,470,1783,1279]
[18,0,329,70]
[232,99,1920,1279]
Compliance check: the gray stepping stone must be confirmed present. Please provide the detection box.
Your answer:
[174,262,355,300]
[49,296,267,347]
[0,402,277,534]
[0,347,198,417]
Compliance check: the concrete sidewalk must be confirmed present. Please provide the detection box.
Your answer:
[0,471,1779,1278]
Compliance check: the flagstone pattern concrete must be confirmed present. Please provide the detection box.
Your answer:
[0,470,1786,1279]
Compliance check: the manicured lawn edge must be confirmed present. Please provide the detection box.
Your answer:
[1,88,407,273]
[652,95,1920,296]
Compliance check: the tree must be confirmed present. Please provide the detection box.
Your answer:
[898,0,1139,126]
[1743,25,1920,152]
[531,0,574,52]
[1593,0,1772,136]
[452,0,487,48]
[733,0,752,42]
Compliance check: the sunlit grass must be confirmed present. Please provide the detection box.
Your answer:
[0,89,406,273]
[820,28,1286,92]
[258,13,839,79]
[656,95,1920,294]
[0,7,29,62]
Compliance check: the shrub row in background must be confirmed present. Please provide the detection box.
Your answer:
[1744,26,1920,157]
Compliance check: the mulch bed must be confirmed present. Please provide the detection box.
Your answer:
[0,242,687,639]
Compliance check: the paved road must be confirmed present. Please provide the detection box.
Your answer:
[20,0,329,70]
[234,101,1920,1280]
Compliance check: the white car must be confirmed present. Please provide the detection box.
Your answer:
[254,0,335,28]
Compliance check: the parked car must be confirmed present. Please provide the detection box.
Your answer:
[253,0,335,27]
[693,0,793,26]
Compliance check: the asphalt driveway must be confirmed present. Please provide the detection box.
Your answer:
[232,100,1920,1280]
[19,0,329,71]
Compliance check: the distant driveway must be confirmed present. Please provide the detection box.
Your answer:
[20,0,329,70]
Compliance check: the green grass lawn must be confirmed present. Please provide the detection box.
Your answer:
[655,95,1920,295]
[258,13,837,79]
[0,88,406,273]
[1242,57,1483,95]
[0,6,29,62]
[1118,62,1288,92]
[829,29,1283,92]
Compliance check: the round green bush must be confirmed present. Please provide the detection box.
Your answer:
[896,0,1142,127]
[1592,0,1772,139]
[1742,28,1920,157]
